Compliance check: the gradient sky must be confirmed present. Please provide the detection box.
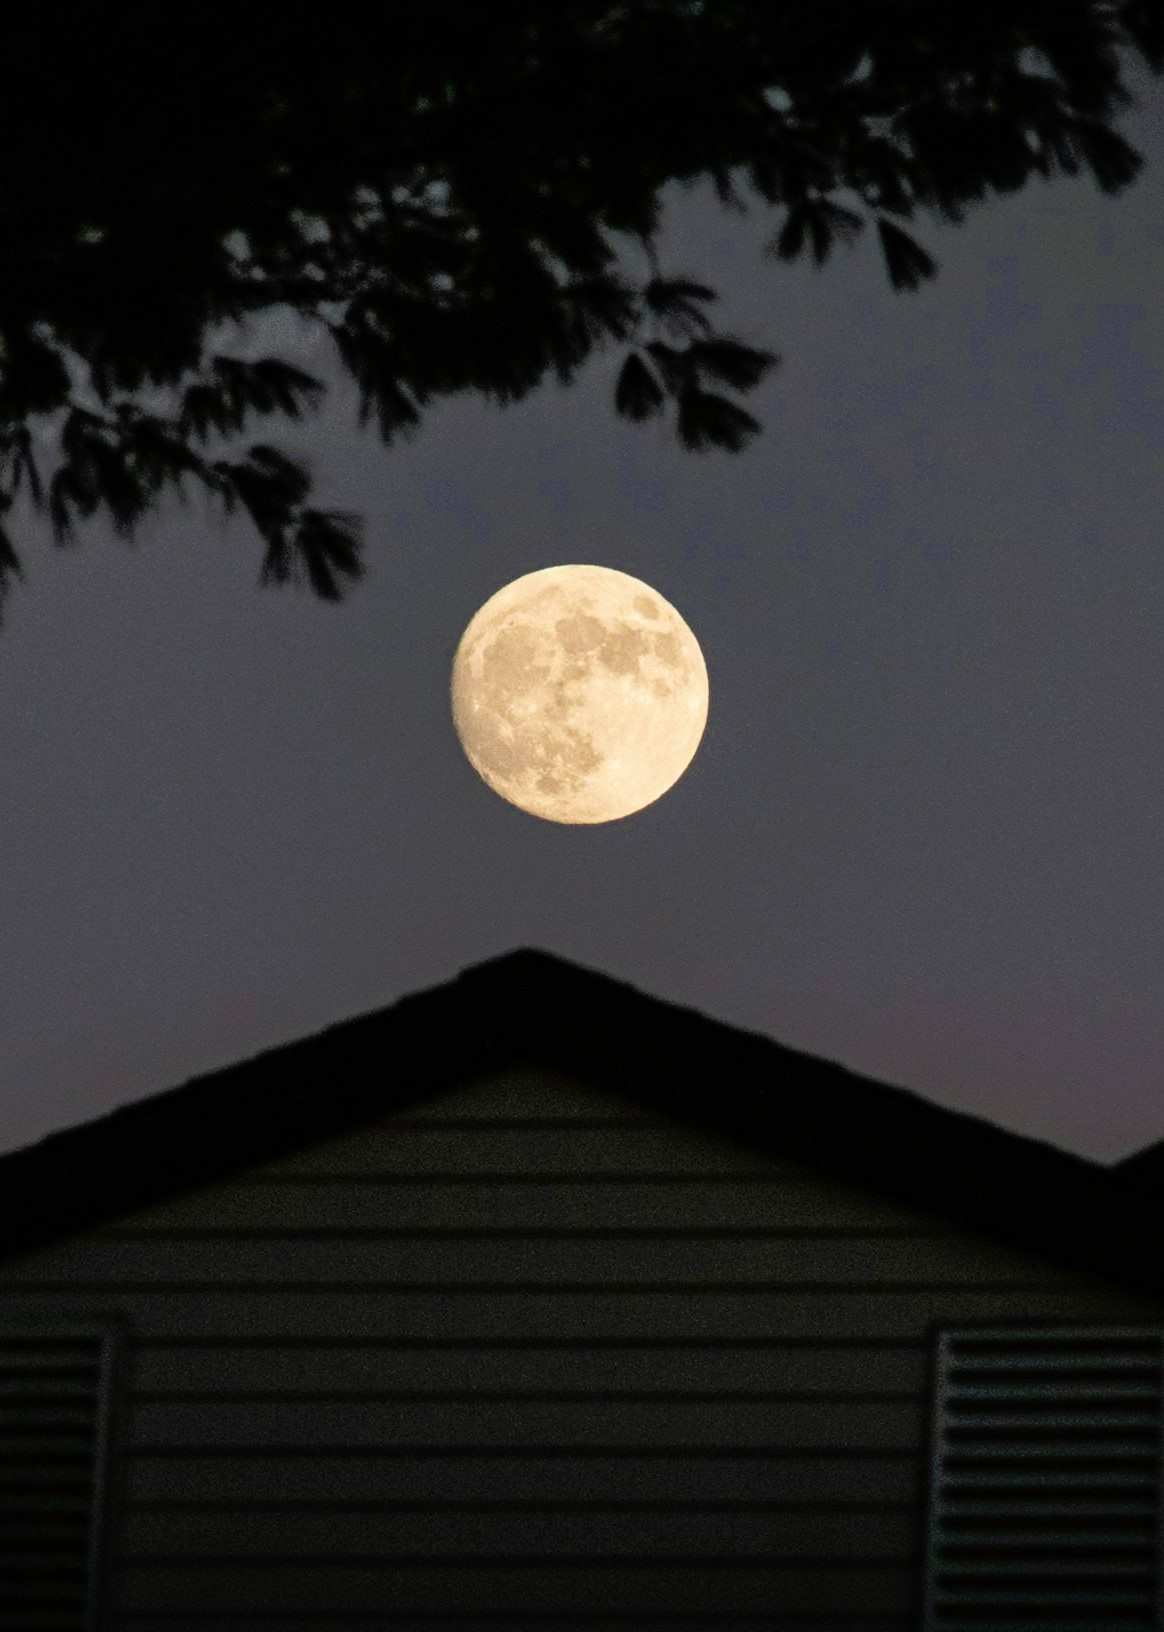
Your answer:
[2,64,1161,1166]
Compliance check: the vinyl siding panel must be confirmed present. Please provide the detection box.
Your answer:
[3,1289,1154,1341]
[113,1560,918,1617]
[58,1178,974,1232]
[1,1063,1161,1632]
[124,1504,922,1555]
[0,1236,1095,1284]
[125,1339,935,1393]
[250,1123,800,1173]
[97,1623,914,1632]
[124,1447,924,1506]
[127,1396,926,1446]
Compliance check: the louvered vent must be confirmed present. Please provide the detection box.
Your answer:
[923,1326,1164,1632]
[0,1326,119,1632]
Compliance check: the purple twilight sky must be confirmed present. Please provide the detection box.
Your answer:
[1,64,1162,1166]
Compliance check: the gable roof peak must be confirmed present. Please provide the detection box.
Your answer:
[1,947,1162,1303]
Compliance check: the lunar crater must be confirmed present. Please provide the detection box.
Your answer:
[555,612,606,653]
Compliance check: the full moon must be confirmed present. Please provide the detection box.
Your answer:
[450,564,709,824]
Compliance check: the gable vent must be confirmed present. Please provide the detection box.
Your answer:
[0,1325,120,1632]
[923,1326,1164,1631]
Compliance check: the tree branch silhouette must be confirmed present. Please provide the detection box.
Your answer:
[0,1,1158,623]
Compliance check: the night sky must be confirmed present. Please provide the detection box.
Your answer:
[2,63,1161,1167]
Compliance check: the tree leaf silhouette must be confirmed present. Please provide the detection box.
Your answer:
[0,333,72,419]
[560,273,640,349]
[643,277,716,340]
[1069,116,1144,192]
[48,464,97,546]
[330,318,425,443]
[876,217,939,291]
[688,337,781,394]
[209,445,306,550]
[676,385,762,454]
[772,199,864,267]
[1121,0,1164,70]
[0,490,22,613]
[773,203,810,263]
[242,443,313,511]
[614,351,665,422]
[64,419,148,540]
[114,404,218,503]
[645,340,695,395]
[0,2,1157,624]
[0,425,44,507]
[261,506,364,601]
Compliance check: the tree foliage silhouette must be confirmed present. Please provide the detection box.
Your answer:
[0,0,1159,621]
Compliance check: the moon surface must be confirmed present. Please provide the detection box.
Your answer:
[451,565,709,823]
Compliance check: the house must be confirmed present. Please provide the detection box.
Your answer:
[2,946,1163,1632]
[1111,1136,1164,1200]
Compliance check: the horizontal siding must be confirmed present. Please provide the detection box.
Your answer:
[125,1505,921,1555]
[1,1287,1157,1340]
[115,1560,917,1616]
[126,1396,927,1447]
[85,1176,952,1231]
[2,1234,1091,1285]
[125,1448,926,1505]
[245,1123,788,1176]
[112,1621,914,1631]
[126,1339,933,1393]
[2,1069,1162,1631]
[110,1624,913,1632]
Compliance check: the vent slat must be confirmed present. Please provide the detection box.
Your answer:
[949,1339,1160,1356]
[927,1622,1150,1631]
[945,1412,1160,1427]
[934,1588,1155,1603]
[942,1527,1157,1544]
[949,1353,1159,1366]
[944,1444,1157,1460]
[0,1326,118,1632]
[946,1501,1155,1514]
[938,1557,1156,1576]
[950,1368,1160,1383]
[951,1384,1159,1400]
[943,1471,1157,1486]
[923,1327,1163,1632]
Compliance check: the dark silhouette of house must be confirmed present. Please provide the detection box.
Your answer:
[1,947,1162,1631]
[1111,1136,1164,1200]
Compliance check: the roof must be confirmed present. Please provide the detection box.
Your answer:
[1,946,1162,1302]
[1110,1137,1164,1197]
